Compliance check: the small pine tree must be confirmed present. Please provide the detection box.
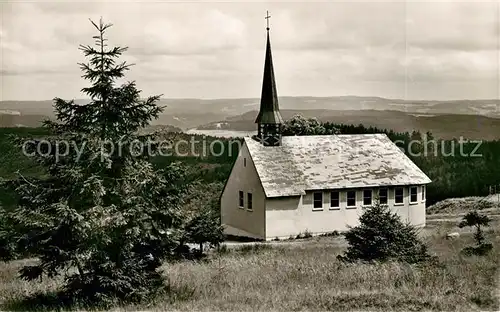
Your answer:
[338,203,431,264]
[458,210,492,255]
[2,19,187,305]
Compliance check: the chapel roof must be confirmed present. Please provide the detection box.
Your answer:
[245,134,432,198]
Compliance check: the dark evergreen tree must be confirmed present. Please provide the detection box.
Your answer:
[338,203,432,264]
[1,19,187,305]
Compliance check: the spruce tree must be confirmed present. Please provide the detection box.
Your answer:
[2,19,186,305]
[338,203,432,264]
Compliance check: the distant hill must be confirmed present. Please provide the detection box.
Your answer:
[140,124,183,134]
[197,109,500,141]
[0,113,48,128]
[0,99,232,129]
[2,96,499,118]
[2,96,499,134]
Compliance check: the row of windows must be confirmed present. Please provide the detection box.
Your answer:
[311,186,425,210]
[236,186,425,211]
[238,190,253,210]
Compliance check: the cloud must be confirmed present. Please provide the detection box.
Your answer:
[127,10,247,57]
[406,2,499,52]
[0,68,75,76]
[0,0,499,100]
[271,3,407,51]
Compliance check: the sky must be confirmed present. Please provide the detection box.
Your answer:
[1,0,499,101]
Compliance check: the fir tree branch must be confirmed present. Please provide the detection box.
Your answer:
[15,170,37,188]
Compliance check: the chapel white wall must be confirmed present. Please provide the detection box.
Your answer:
[265,185,426,240]
[220,142,266,239]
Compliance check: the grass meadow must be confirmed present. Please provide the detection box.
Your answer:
[0,212,498,312]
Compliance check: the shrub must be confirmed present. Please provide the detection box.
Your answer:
[303,230,313,238]
[338,203,432,264]
[320,231,340,237]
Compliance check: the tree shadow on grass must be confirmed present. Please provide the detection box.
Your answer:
[2,291,86,312]
[462,243,493,256]
[2,280,197,311]
[2,246,207,311]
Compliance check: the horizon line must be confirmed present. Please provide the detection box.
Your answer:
[2,95,500,103]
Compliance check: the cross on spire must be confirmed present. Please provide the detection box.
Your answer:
[265,10,271,30]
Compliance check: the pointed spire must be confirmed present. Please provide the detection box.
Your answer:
[255,13,284,126]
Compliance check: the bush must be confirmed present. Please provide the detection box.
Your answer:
[303,230,312,238]
[320,231,340,237]
[338,203,432,264]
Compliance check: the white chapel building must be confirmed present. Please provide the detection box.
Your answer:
[220,21,432,241]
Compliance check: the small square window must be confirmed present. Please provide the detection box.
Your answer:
[247,192,253,210]
[238,191,244,208]
[346,191,356,208]
[379,188,388,205]
[395,187,404,204]
[363,189,372,206]
[313,192,323,210]
[330,191,340,209]
[422,185,425,201]
[410,186,418,203]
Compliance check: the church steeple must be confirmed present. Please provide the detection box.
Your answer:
[255,11,283,147]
